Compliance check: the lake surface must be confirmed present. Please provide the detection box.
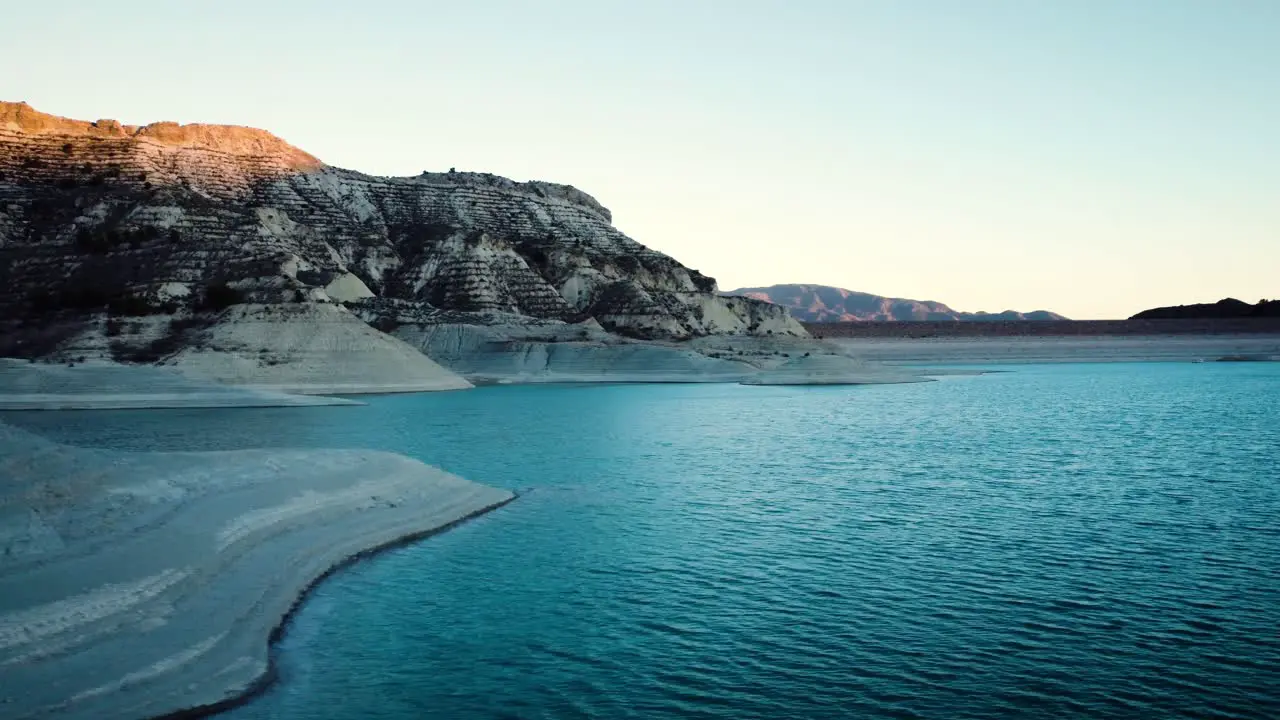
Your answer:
[7,363,1280,719]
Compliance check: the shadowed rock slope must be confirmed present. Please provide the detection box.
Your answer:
[1130,298,1279,320]
[729,284,1066,323]
[0,101,802,373]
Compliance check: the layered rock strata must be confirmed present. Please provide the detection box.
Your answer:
[0,101,803,383]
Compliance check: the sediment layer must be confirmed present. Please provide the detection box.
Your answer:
[0,424,513,719]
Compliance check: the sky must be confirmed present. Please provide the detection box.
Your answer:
[5,1,1277,319]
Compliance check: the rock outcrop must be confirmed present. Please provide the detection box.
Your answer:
[0,101,803,380]
[728,284,1066,323]
[1130,298,1280,320]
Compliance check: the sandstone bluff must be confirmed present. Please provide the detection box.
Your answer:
[0,101,811,387]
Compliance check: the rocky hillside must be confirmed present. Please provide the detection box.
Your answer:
[728,284,1066,322]
[0,101,802,367]
[1130,298,1279,320]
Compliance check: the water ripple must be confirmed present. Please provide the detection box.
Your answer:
[7,363,1278,719]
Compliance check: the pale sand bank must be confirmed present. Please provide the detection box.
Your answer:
[0,424,513,719]
[407,324,946,386]
[167,304,473,395]
[398,323,755,384]
[0,359,359,410]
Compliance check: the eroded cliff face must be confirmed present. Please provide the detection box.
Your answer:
[0,101,803,364]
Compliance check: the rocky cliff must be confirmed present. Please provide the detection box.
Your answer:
[0,101,803,373]
[728,284,1066,323]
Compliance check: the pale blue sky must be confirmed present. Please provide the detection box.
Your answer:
[6,0,1277,318]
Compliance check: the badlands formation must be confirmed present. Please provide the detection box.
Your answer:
[0,101,929,390]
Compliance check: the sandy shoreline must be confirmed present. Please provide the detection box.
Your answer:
[0,424,514,719]
[415,332,1279,387]
[0,392,359,411]
[12,331,1265,403]
[1,332,1273,718]
[0,360,362,411]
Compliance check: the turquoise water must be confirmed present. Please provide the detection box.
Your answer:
[7,363,1280,719]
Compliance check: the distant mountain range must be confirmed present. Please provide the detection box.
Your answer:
[726,284,1068,323]
[1130,298,1279,320]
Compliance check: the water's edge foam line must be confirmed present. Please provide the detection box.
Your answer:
[152,493,518,720]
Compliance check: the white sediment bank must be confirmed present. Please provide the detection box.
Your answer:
[0,423,513,719]
[0,359,360,411]
[463,342,756,385]
[168,304,473,395]
[396,322,754,384]
[402,324,946,386]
